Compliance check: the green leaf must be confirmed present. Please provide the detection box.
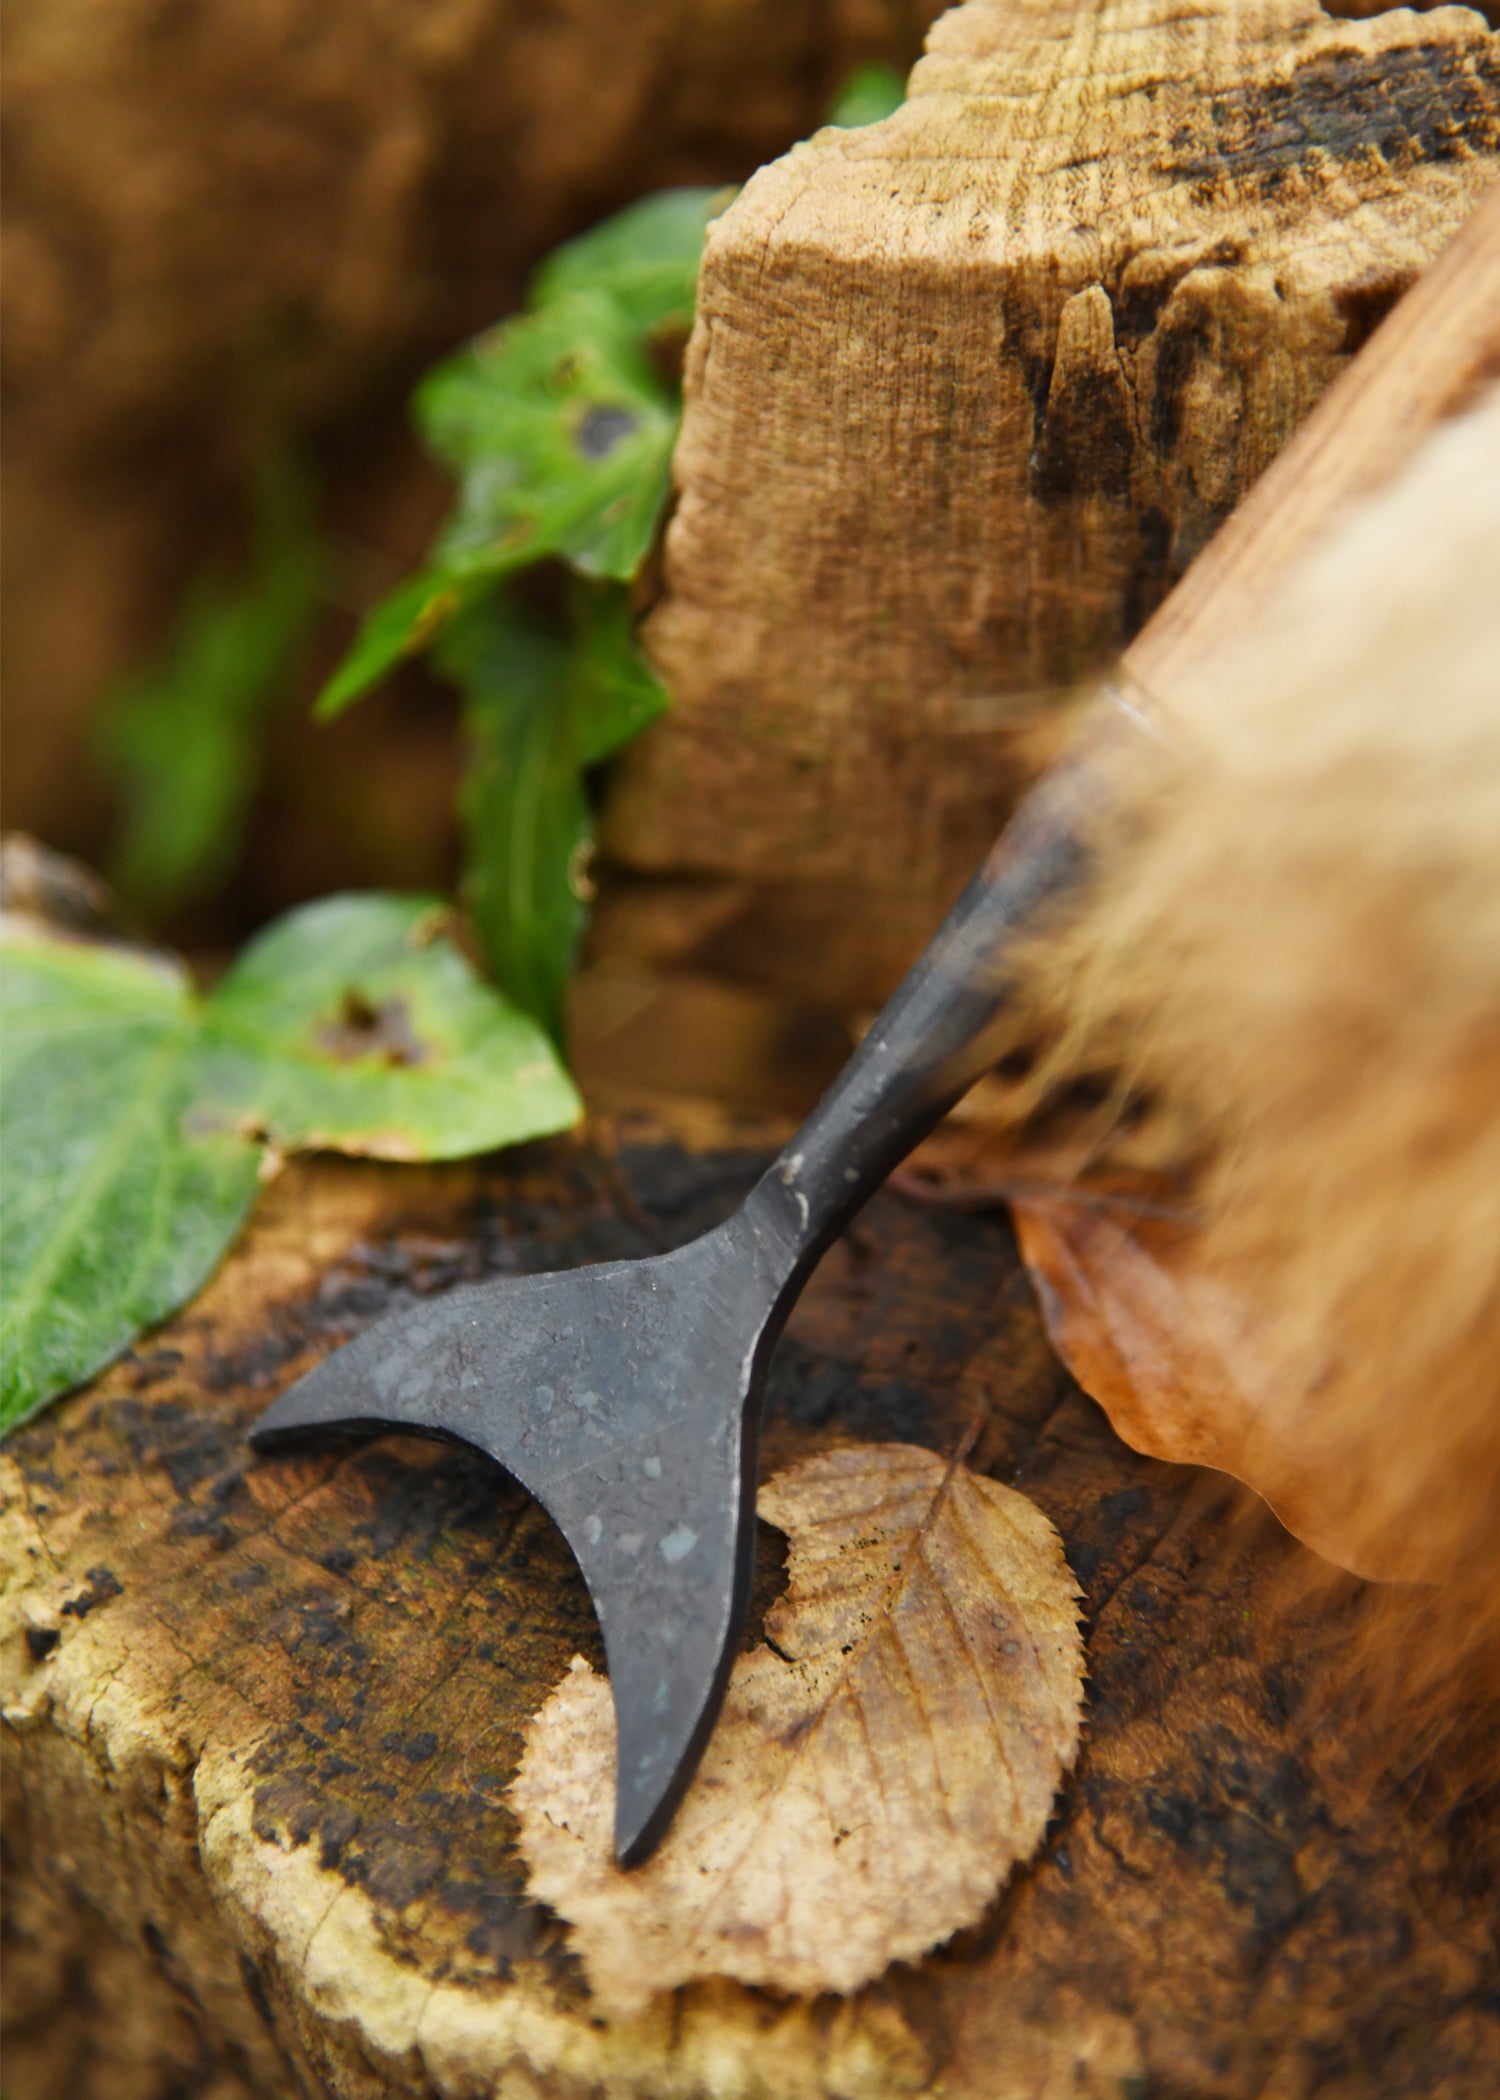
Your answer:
[316,293,679,717]
[419,291,678,586]
[568,583,671,766]
[313,568,489,720]
[530,187,728,336]
[193,893,581,1159]
[0,866,581,1434]
[825,61,907,128]
[0,927,261,1436]
[96,459,321,905]
[441,599,589,1048]
[438,587,667,1046]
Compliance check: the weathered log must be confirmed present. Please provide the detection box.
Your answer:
[4,1115,1499,2099]
[598,0,1500,1011]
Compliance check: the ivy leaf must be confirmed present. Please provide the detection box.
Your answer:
[826,60,907,129]
[96,459,321,905]
[318,294,678,717]
[193,892,581,1159]
[313,568,491,722]
[441,600,584,1047]
[0,921,261,1437]
[418,291,678,586]
[0,853,581,1435]
[529,187,727,337]
[567,582,673,764]
[512,1443,1084,2013]
[439,587,667,1046]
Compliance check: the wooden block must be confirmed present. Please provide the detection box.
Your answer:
[599,0,1500,1011]
[4,1118,1498,2096]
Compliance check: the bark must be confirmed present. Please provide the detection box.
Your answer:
[598,0,1500,1011]
[4,1117,1498,2098]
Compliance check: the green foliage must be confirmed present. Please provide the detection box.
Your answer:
[0,883,580,1434]
[1,932,261,1437]
[195,892,582,1156]
[438,588,668,1045]
[320,294,684,720]
[422,291,678,582]
[529,187,728,335]
[825,61,907,129]
[96,461,321,910]
[316,185,716,1041]
[312,567,489,722]
[16,180,727,1430]
[9,92,919,1435]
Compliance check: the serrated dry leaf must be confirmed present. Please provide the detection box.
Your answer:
[510,1442,1083,2014]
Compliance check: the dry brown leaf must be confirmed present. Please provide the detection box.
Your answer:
[899,1098,1443,1585]
[1010,1194,1431,1582]
[510,1442,1084,2013]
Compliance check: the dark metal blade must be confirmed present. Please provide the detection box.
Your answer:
[249,1217,778,1862]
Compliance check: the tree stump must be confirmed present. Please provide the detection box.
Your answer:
[4,1113,1498,2098]
[598,0,1500,1012]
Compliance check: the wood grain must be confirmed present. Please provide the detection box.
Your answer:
[1128,174,1500,705]
[597,0,1500,1012]
[3,1119,1497,2096]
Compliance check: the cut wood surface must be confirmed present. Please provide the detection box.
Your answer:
[4,1113,1499,2098]
[1123,175,1500,707]
[598,0,1500,1011]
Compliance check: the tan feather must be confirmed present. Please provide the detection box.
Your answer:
[1006,386,1500,1791]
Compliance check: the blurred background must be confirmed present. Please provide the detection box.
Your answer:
[1,1,934,965]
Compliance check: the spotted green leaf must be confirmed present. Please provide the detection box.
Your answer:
[418,290,677,585]
[0,866,581,1433]
[318,292,678,718]
[194,892,581,1158]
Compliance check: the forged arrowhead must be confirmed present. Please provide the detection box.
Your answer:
[249,1216,787,1862]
